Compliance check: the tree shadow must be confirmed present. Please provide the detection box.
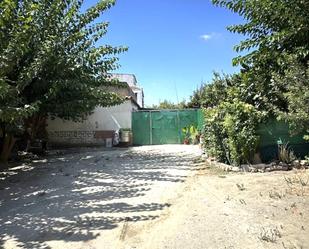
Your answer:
[0,146,196,248]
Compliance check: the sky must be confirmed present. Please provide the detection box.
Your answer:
[87,0,245,106]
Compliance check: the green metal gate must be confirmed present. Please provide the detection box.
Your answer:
[132,109,203,145]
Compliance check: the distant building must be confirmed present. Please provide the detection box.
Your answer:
[111,73,144,108]
[47,74,144,147]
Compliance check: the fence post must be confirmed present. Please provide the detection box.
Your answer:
[149,111,153,145]
[177,110,181,144]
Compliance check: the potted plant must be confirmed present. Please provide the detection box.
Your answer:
[182,126,190,144]
[189,125,199,144]
[182,125,199,144]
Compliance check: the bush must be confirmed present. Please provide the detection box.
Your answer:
[203,107,227,162]
[203,101,262,166]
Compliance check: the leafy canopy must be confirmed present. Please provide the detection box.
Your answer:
[0,0,127,130]
[212,0,309,135]
[212,0,309,66]
[198,0,309,165]
[151,99,187,110]
[187,72,231,108]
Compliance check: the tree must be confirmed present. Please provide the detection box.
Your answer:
[190,72,264,165]
[198,0,309,165]
[187,72,231,108]
[212,0,309,67]
[273,57,309,137]
[0,0,127,166]
[212,0,309,131]
[151,100,187,110]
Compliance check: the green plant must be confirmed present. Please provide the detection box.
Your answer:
[212,0,309,67]
[273,59,309,139]
[151,99,187,109]
[212,0,309,142]
[203,107,227,161]
[189,126,199,144]
[258,227,281,243]
[203,101,262,166]
[120,128,131,132]
[182,125,199,144]
[205,0,309,167]
[0,0,127,165]
[187,72,230,108]
[278,142,296,164]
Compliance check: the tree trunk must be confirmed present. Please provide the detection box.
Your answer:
[25,115,47,142]
[0,134,16,168]
[23,115,48,153]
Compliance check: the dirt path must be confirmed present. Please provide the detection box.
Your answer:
[123,167,309,249]
[1,145,308,249]
[0,145,202,249]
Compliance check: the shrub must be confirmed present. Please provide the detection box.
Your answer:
[203,101,262,166]
[203,107,227,162]
[278,142,296,164]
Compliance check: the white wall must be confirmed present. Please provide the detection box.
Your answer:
[47,100,138,146]
[134,90,144,108]
[47,100,136,132]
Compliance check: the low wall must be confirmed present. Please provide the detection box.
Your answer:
[48,130,114,147]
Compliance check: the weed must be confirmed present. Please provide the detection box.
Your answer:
[239,199,246,205]
[298,175,309,187]
[236,183,246,191]
[193,157,205,164]
[278,142,296,164]
[282,241,303,249]
[268,190,285,199]
[284,176,293,185]
[284,171,309,196]
[259,227,281,243]
[207,163,228,175]
[284,174,309,187]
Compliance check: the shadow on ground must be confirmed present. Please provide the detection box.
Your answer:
[0,147,198,248]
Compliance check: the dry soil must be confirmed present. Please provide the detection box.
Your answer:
[0,145,308,249]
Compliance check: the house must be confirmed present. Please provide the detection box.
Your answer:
[47,74,144,147]
[111,73,144,108]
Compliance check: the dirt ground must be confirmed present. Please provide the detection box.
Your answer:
[125,165,309,249]
[0,145,308,249]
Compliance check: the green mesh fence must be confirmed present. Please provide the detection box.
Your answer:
[257,119,309,162]
[197,109,204,131]
[132,109,202,145]
[131,111,151,145]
